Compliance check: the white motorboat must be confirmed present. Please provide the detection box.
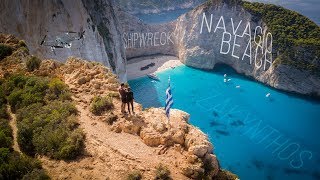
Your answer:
[147,73,160,81]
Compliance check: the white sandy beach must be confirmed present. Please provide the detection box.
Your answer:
[127,55,183,80]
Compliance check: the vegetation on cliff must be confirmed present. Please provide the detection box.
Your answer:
[90,95,114,115]
[26,56,42,72]
[0,44,13,60]
[242,1,320,74]
[154,164,171,180]
[0,34,87,179]
[0,80,49,179]
[0,33,240,179]
[3,75,84,160]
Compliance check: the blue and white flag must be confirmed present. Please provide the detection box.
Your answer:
[165,77,173,118]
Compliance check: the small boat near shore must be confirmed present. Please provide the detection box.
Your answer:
[147,73,160,81]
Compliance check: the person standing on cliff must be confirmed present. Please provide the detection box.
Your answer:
[126,87,135,114]
[118,83,127,114]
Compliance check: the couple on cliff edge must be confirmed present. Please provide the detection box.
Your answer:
[118,83,135,115]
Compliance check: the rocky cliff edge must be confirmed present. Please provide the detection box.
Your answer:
[0,33,238,179]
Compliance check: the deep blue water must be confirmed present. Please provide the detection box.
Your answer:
[135,8,191,24]
[129,64,320,180]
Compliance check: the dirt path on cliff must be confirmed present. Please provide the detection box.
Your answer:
[40,77,190,179]
[7,105,21,153]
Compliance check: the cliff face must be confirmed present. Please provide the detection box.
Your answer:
[116,8,177,59]
[0,0,127,81]
[173,0,320,96]
[119,0,320,96]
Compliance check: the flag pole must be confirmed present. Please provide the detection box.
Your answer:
[167,76,170,123]
[165,75,173,126]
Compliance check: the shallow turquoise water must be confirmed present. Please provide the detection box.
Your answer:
[129,64,320,180]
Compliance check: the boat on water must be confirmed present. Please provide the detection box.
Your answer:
[147,73,160,81]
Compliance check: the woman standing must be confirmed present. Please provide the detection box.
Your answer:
[126,87,134,114]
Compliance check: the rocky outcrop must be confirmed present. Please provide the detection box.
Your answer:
[0,33,238,179]
[0,0,127,81]
[42,56,226,179]
[112,108,220,179]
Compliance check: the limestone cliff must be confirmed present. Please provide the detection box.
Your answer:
[119,0,320,97]
[116,7,177,59]
[0,0,127,81]
[173,0,320,96]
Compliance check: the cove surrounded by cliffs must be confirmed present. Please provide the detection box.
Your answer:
[1,0,319,179]
[129,64,320,180]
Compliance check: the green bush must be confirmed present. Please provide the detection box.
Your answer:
[2,74,83,160]
[7,89,24,112]
[0,44,13,60]
[155,164,171,180]
[0,105,12,149]
[0,130,12,148]
[17,119,35,155]
[16,101,83,159]
[0,75,50,179]
[32,124,84,160]
[2,74,28,95]
[127,170,142,180]
[7,76,49,112]
[104,112,118,125]
[26,56,41,72]
[0,148,10,163]
[90,96,114,115]
[0,150,45,180]
[18,40,27,47]
[22,169,50,180]
[0,119,11,137]
[0,121,49,179]
[45,78,71,101]
[57,129,84,159]
[0,106,8,119]
[242,1,320,72]
[5,76,72,112]
[19,46,29,54]
[0,84,6,105]
[107,91,120,99]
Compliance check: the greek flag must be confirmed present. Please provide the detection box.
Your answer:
[165,77,173,118]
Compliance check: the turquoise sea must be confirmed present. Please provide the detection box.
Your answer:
[129,64,320,180]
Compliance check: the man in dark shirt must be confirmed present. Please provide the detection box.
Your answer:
[126,87,134,114]
[118,83,127,113]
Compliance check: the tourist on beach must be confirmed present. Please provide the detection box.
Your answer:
[126,87,135,114]
[118,83,127,113]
